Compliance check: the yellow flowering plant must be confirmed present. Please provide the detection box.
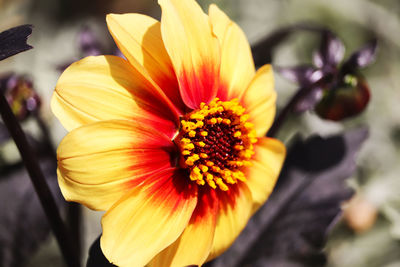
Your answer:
[52,0,286,266]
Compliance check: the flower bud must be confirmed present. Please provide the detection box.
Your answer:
[1,75,41,121]
[343,195,378,233]
[315,74,370,121]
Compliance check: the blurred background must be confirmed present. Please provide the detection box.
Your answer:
[0,0,399,266]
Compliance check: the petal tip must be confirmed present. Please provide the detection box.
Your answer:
[99,235,115,265]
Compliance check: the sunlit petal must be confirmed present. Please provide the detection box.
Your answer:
[57,120,174,211]
[246,137,286,212]
[207,183,253,261]
[241,64,276,136]
[52,55,178,137]
[100,169,198,267]
[106,14,185,112]
[209,4,255,101]
[159,0,220,109]
[149,188,218,267]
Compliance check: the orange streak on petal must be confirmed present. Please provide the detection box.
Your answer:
[159,0,221,109]
[209,4,255,101]
[56,120,176,211]
[124,149,174,189]
[192,187,219,224]
[149,187,218,267]
[208,183,253,261]
[52,55,179,137]
[131,114,177,139]
[101,169,198,267]
[106,13,185,113]
[216,80,229,101]
[179,63,220,108]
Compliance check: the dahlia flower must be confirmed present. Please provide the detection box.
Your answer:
[52,0,286,266]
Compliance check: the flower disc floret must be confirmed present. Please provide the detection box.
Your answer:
[177,98,257,191]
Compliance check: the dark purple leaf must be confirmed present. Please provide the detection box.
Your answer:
[207,127,368,267]
[341,39,378,72]
[277,66,323,87]
[87,236,116,267]
[0,158,65,267]
[276,66,324,112]
[313,31,345,69]
[293,87,324,113]
[0,25,33,61]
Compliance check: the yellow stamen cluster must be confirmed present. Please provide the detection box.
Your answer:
[177,98,257,191]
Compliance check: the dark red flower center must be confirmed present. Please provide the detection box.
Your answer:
[175,98,257,191]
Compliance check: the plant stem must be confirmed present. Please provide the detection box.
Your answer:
[34,112,57,159]
[267,87,309,138]
[34,111,83,263]
[0,93,80,267]
[67,202,82,261]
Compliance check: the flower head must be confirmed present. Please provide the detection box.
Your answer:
[52,1,286,266]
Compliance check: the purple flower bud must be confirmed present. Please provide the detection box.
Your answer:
[1,74,41,121]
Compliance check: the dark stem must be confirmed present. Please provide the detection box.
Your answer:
[0,93,80,267]
[236,176,318,266]
[34,111,83,262]
[34,112,57,159]
[67,202,82,261]
[267,87,310,138]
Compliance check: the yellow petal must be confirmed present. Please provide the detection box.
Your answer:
[52,55,177,137]
[106,14,185,111]
[100,169,198,267]
[159,0,220,109]
[246,137,286,213]
[149,189,218,267]
[241,64,276,137]
[207,183,253,261]
[57,120,174,211]
[209,4,255,101]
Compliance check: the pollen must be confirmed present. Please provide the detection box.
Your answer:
[200,131,208,137]
[196,141,206,147]
[176,98,257,191]
[200,153,208,158]
[188,130,196,137]
[233,131,242,138]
